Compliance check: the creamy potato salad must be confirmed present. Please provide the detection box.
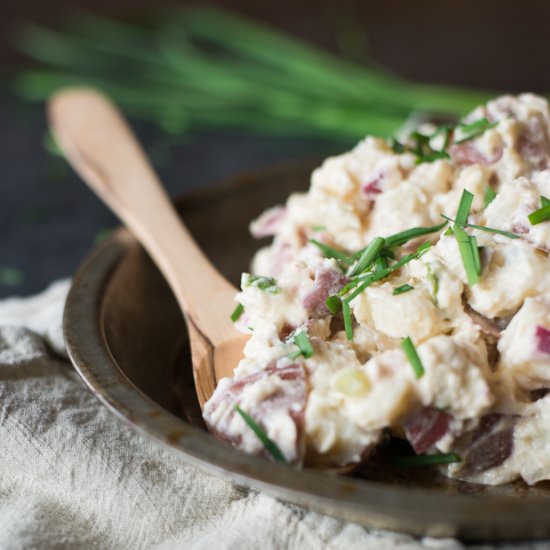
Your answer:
[204,94,550,486]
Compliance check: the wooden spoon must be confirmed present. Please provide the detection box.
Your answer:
[48,88,248,408]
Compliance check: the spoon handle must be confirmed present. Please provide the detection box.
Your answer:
[48,88,237,345]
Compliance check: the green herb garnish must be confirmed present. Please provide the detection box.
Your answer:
[326,295,342,314]
[391,452,461,468]
[288,330,314,359]
[426,264,439,305]
[384,222,447,249]
[454,118,497,144]
[234,404,287,464]
[440,214,519,239]
[230,303,244,323]
[528,204,550,226]
[309,239,352,264]
[349,236,385,276]
[542,195,550,208]
[455,189,474,226]
[483,186,497,209]
[393,284,414,295]
[401,336,425,379]
[343,301,353,341]
[245,275,279,294]
[453,225,480,286]
[312,225,326,232]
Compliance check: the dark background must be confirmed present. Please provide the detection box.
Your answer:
[2,0,550,298]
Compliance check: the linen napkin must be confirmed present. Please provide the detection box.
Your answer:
[0,281,539,549]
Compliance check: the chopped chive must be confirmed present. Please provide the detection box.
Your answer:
[343,301,353,341]
[414,150,450,164]
[455,189,474,226]
[444,226,454,236]
[309,239,352,264]
[542,195,550,208]
[384,222,447,249]
[234,404,287,464]
[288,330,314,359]
[393,284,414,295]
[528,204,550,226]
[415,241,432,256]
[0,267,25,287]
[375,255,388,270]
[401,336,425,379]
[454,117,497,144]
[326,295,342,314]
[440,214,519,239]
[391,452,461,468]
[344,253,416,302]
[349,236,385,276]
[390,138,405,153]
[483,186,497,209]
[453,225,479,286]
[426,264,439,306]
[471,236,481,275]
[230,303,244,322]
[312,225,326,232]
[244,275,279,294]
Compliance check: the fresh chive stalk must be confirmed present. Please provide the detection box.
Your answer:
[234,404,287,463]
[326,295,342,314]
[453,225,480,286]
[393,283,414,295]
[343,301,353,341]
[391,452,461,468]
[455,189,474,226]
[528,204,550,226]
[542,195,550,208]
[349,236,385,276]
[483,186,497,209]
[309,239,352,264]
[454,118,497,144]
[384,222,447,248]
[440,214,519,239]
[230,303,244,323]
[288,330,314,359]
[401,336,425,378]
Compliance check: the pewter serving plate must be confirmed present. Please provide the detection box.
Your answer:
[65,160,550,541]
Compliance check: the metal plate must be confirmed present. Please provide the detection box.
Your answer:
[64,160,550,541]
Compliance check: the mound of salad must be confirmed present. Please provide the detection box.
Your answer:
[204,94,550,486]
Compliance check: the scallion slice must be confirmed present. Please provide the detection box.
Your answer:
[349,236,385,276]
[391,453,461,468]
[528,204,550,226]
[401,336,425,379]
[542,195,550,208]
[234,405,287,464]
[230,303,244,323]
[393,284,414,295]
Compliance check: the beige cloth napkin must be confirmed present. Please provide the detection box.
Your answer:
[0,281,540,550]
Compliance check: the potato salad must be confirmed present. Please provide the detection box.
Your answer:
[204,94,550,486]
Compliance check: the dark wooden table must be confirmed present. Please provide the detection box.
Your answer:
[2,0,550,297]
